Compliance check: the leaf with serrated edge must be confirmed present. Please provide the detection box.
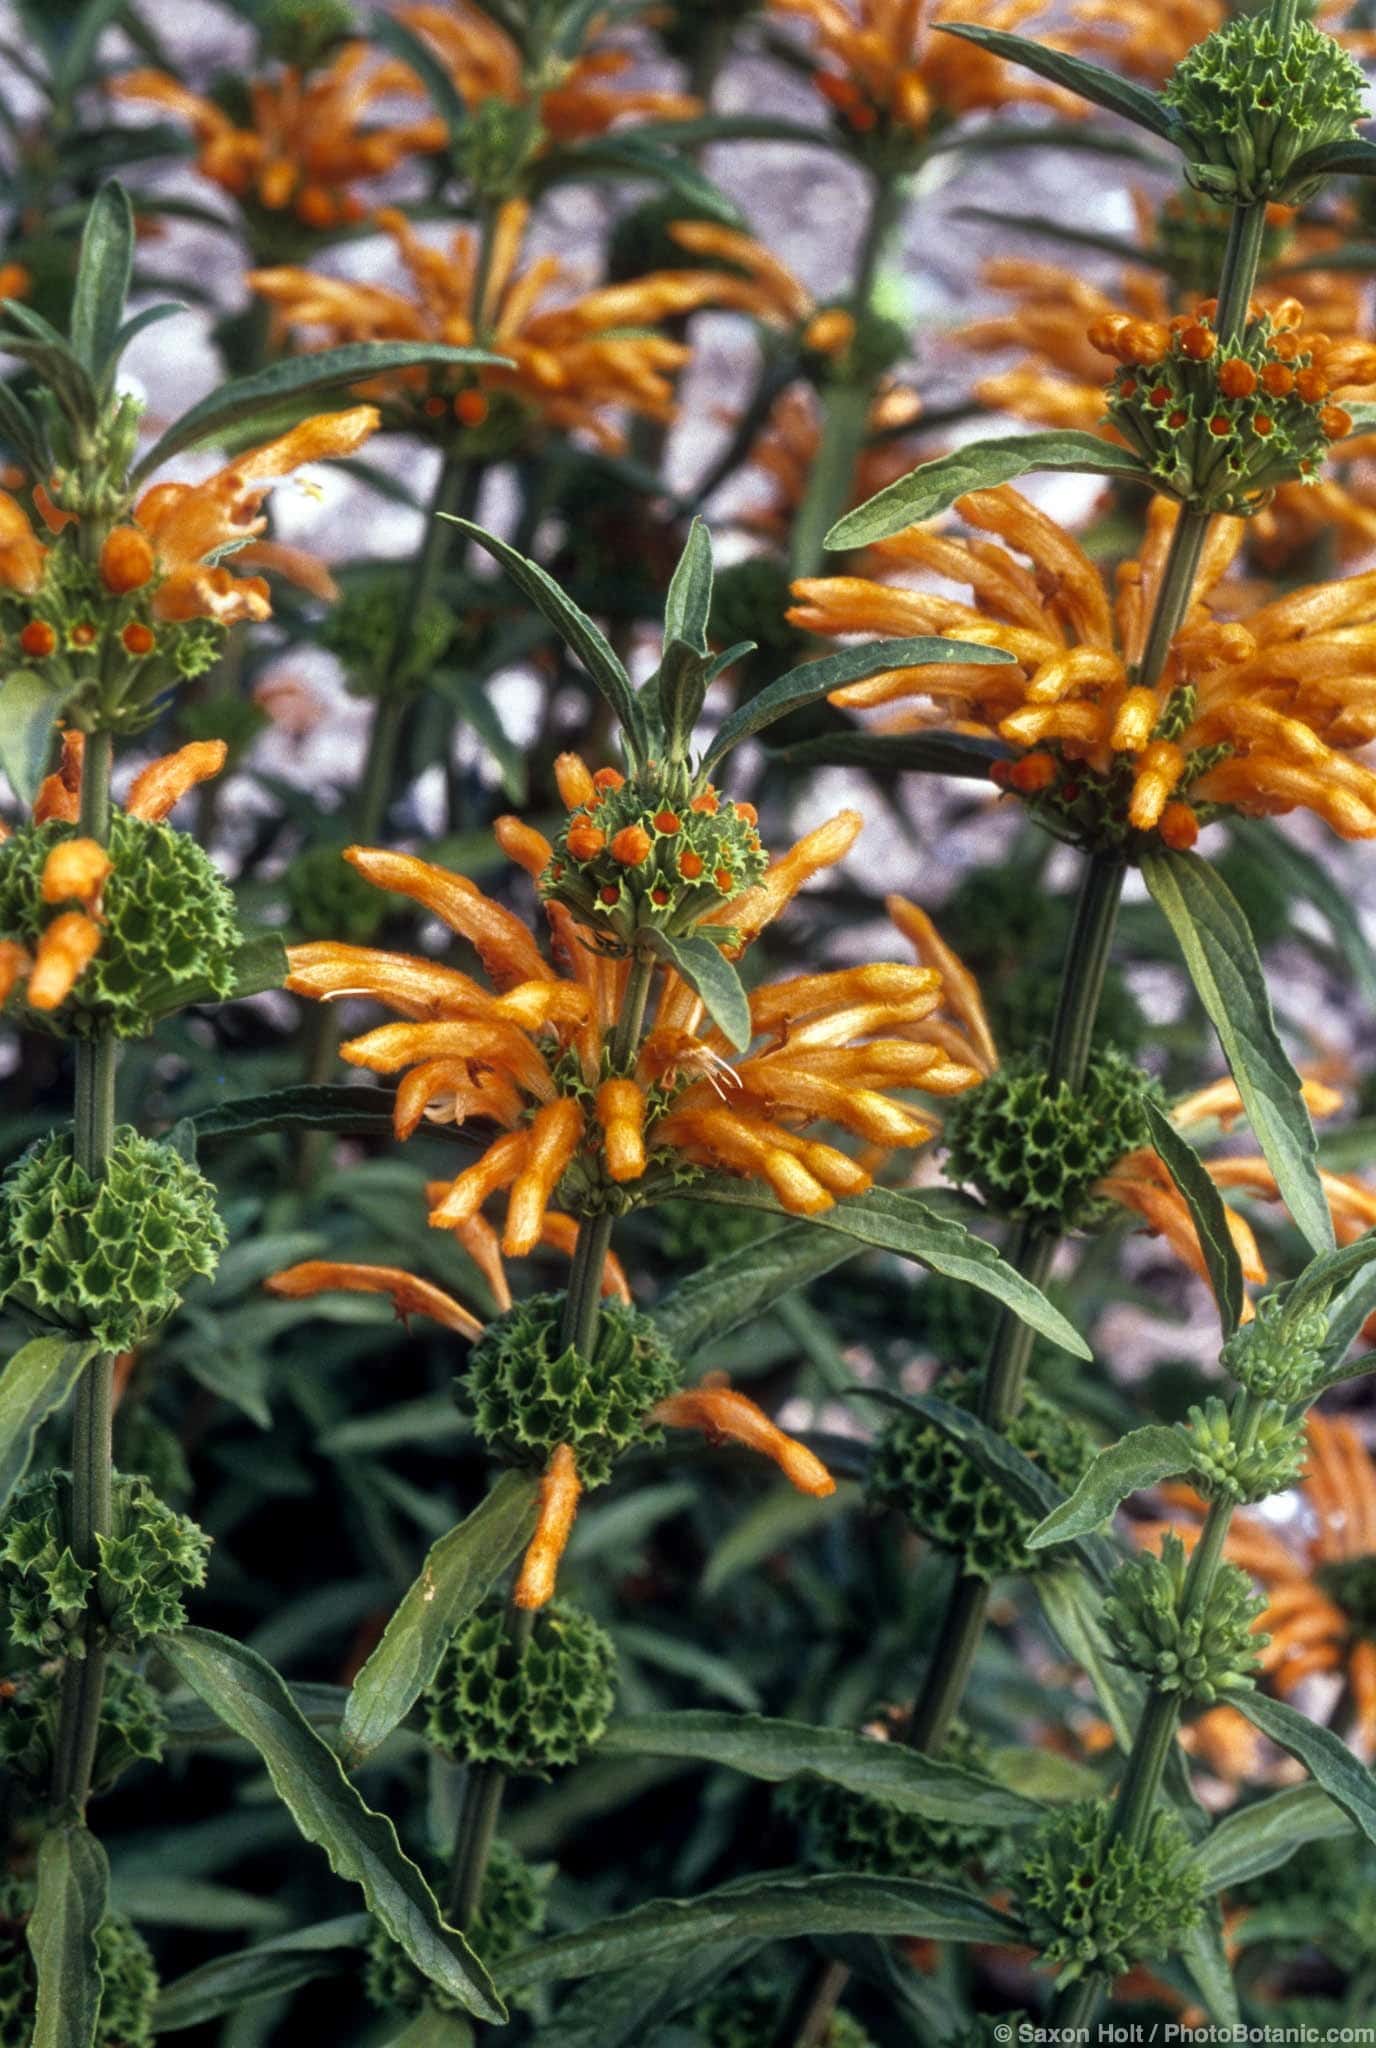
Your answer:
[158,1629,503,2021]
[1027,1425,1187,1548]
[1143,850,1333,1257]
[0,1337,96,1514]
[826,434,1147,550]
[341,1471,538,1764]
[1145,1099,1244,1337]
[29,1825,108,2048]
[1231,1690,1376,1847]
[597,1712,1043,1826]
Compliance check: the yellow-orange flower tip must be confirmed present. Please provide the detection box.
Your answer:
[494,814,553,879]
[596,1077,647,1182]
[554,752,596,809]
[513,1444,582,1611]
[125,740,228,821]
[27,911,101,1010]
[650,1383,837,1498]
[501,1097,585,1256]
[40,837,111,907]
[801,307,857,357]
[0,938,31,1003]
[264,1260,484,1339]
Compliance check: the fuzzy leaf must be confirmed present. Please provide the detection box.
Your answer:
[1027,1426,1188,1548]
[0,1337,96,1515]
[649,931,752,1052]
[152,1916,370,2032]
[157,1629,503,2021]
[702,636,1013,772]
[826,434,1147,550]
[341,1471,539,1765]
[0,668,66,807]
[29,1825,108,2048]
[1189,1783,1354,1893]
[70,180,134,378]
[936,22,1174,136]
[597,1712,1045,1826]
[1144,1099,1244,1337]
[1143,849,1333,1257]
[1231,1690,1376,1847]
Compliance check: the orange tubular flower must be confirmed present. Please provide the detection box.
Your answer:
[651,1379,837,1498]
[115,50,445,227]
[396,1,699,141]
[266,1260,485,1339]
[792,484,1376,844]
[772,0,1080,136]
[514,1444,583,1610]
[284,796,978,1247]
[40,838,110,906]
[124,741,229,822]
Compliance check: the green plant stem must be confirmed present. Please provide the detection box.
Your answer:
[444,1603,535,1932]
[50,727,117,1814]
[902,1572,991,1754]
[1213,200,1267,344]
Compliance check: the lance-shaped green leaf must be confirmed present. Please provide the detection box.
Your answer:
[1229,816,1376,1007]
[498,1872,1019,1992]
[387,2014,475,2048]
[134,342,509,480]
[158,1630,503,2021]
[936,22,1174,136]
[771,729,1007,780]
[152,1916,370,2032]
[341,1471,539,1766]
[1144,1099,1244,1338]
[70,180,134,379]
[193,1082,479,1148]
[1142,849,1333,1257]
[1285,136,1376,184]
[1179,1908,1240,2029]
[682,1183,1090,1357]
[0,379,50,477]
[826,434,1148,550]
[662,516,713,653]
[444,516,646,759]
[1276,1229,1376,1319]
[29,1824,109,2048]
[648,931,751,1052]
[372,10,472,144]
[701,636,1014,773]
[0,1336,96,1515]
[651,1219,863,1358]
[1189,1783,1354,1893]
[1027,1425,1190,1549]
[596,1712,1044,1826]
[0,668,67,807]
[1230,1690,1376,1848]
[1312,1257,1376,1387]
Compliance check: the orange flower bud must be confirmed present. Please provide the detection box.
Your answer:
[597,1076,646,1182]
[566,817,607,861]
[733,801,758,826]
[1010,751,1056,794]
[1208,415,1232,438]
[40,837,110,906]
[592,766,625,793]
[1295,367,1328,403]
[1160,802,1199,850]
[555,753,595,808]
[1254,414,1275,437]
[599,885,620,905]
[99,525,155,595]
[690,789,718,814]
[654,809,681,834]
[19,619,55,657]
[70,623,96,648]
[1321,405,1353,441]
[125,740,227,821]
[679,850,704,880]
[714,867,734,893]
[514,1444,582,1611]
[294,184,336,229]
[1179,322,1216,360]
[1260,363,1294,397]
[1217,359,1257,398]
[610,824,652,865]
[455,389,489,427]
[121,622,155,656]
[0,939,30,1003]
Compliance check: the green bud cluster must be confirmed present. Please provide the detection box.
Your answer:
[462,1292,681,1487]
[1179,1395,1307,1504]
[788,1721,1004,1878]
[456,97,542,204]
[942,1047,1159,1231]
[0,814,242,1038]
[1162,17,1367,204]
[692,1965,874,2048]
[0,1469,210,1657]
[423,1599,616,1776]
[0,1876,157,2048]
[1103,1533,1267,1704]
[709,555,809,671]
[364,1840,547,2012]
[285,841,385,943]
[1017,1800,1202,1987]
[319,574,455,695]
[868,1372,1095,1581]
[260,0,356,69]
[0,1127,226,1351]
[1221,1290,1330,1400]
[543,767,767,952]
[0,1657,168,1796]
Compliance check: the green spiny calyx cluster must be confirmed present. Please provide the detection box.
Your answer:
[1017,1800,1203,1987]
[0,1875,157,2048]
[788,1720,1004,1878]
[0,814,241,1036]
[1222,1290,1330,1400]
[423,1598,617,1775]
[942,1047,1159,1230]
[0,1126,226,1350]
[364,1840,547,2011]
[0,1469,210,1657]
[867,1373,1095,1580]
[0,1656,168,1795]
[462,1291,681,1486]
[693,1965,875,2048]
[543,765,766,950]
[1104,1533,1267,1704]
[1162,17,1367,204]
[1180,1395,1307,1504]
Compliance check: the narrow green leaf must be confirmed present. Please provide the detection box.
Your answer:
[662,517,712,653]
[596,1712,1044,1826]
[1231,1690,1376,1848]
[651,1219,861,1359]
[771,729,1007,779]
[192,1082,476,1148]
[1179,1907,1241,2028]
[1144,1099,1244,1337]
[1314,1258,1376,1386]
[702,636,1014,772]
[1143,849,1333,1257]
[341,1471,539,1765]
[498,1873,1019,1991]
[70,181,133,377]
[1229,816,1376,1006]
[0,374,51,475]
[371,11,471,143]
[936,22,1174,136]
[29,1825,108,2048]
[0,668,66,806]
[134,342,508,480]
[1278,1229,1376,1319]
[0,1337,96,1514]
[648,932,751,1052]
[1027,1425,1187,1548]
[157,1629,503,2021]
[1286,135,1376,182]
[682,1183,1091,1358]
[826,434,1147,550]
[152,1915,370,2032]
[540,1941,760,2048]
[446,516,646,759]
[1189,1783,1354,1893]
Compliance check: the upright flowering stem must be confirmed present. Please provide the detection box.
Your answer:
[50,725,117,1811]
